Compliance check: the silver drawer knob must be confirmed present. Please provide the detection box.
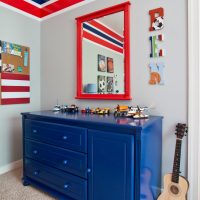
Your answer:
[62,136,68,140]
[33,171,39,175]
[33,130,37,133]
[64,184,69,189]
[63,160,68,165]
[33,150,38,154]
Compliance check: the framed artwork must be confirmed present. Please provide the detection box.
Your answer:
[98,54,106,72]
[97,75,106,93]
[0,40,30,105]
[107,57,114,73]
[2,64,15,72]
[107,77,114,93]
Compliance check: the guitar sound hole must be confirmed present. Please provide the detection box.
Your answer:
[170,185,179,195]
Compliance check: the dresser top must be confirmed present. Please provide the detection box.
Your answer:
[22,110,162,132]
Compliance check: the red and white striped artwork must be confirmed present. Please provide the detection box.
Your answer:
[0,73,30,105]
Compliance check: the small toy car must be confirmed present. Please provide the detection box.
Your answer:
[66,104,79,113]
[53,105,61,112]
[81,109,87,113]
[81,107,92,114]
[60,105,68,112]
[95,107,101,114]
[98,108,110,115]
[114,105,129,117]
[90,109,96,114]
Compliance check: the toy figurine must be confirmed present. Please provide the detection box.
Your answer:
[81,107,92,114]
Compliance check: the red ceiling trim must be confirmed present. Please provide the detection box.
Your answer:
[41,0,84,18]
[1,0,42,17]
[0,0,85,18]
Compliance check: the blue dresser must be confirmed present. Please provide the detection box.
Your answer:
[22,111,162,200]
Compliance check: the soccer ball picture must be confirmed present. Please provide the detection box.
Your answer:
[152,16,164,31]
[98,75,106,93]
[107,77,114,93]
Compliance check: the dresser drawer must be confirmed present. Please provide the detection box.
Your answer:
[25,139,87,179]
[25,159,87,200]
[24,119,87,153]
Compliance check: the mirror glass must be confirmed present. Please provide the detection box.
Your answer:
[82,11,125,95]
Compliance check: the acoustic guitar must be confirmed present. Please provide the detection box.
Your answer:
[157,123,189,200]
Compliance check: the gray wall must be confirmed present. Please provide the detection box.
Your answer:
[41,0,187,179]
[82,40,124,94]
[0,7,41,168]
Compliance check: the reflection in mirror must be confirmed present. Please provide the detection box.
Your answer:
[82,12,125,95]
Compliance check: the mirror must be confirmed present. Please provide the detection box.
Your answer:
[76,2,131,100]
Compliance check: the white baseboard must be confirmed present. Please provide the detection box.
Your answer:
[0,159,22,175]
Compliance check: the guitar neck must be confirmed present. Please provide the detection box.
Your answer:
[172,138,182,183]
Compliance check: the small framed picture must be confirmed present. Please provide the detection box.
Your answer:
[97,75,106,93]
[107,57,114,73]
[98,54,106,72]
[2,63,15,73]
[107,77,114,93]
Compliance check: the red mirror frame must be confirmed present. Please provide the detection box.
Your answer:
[76,2,131,100]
